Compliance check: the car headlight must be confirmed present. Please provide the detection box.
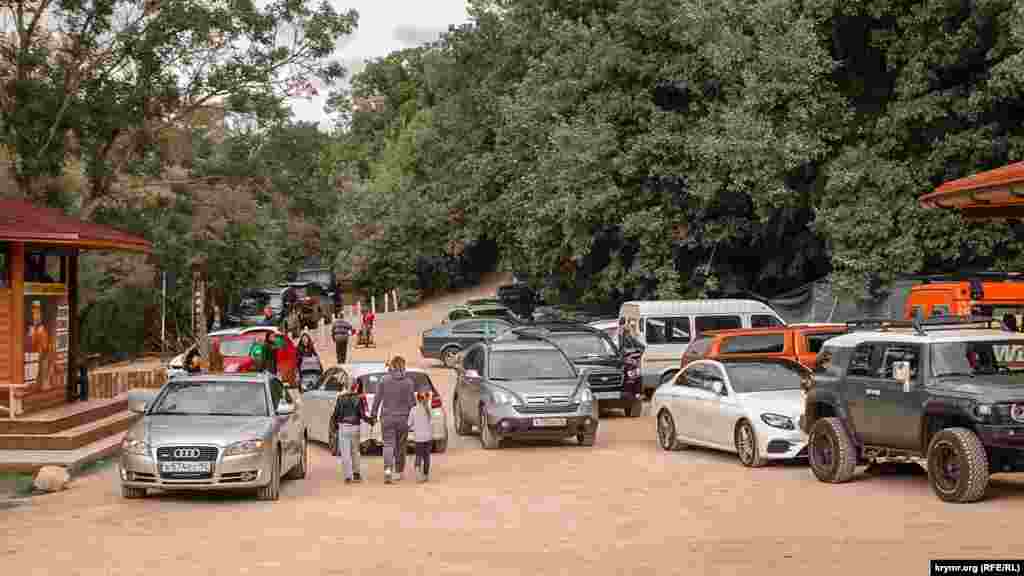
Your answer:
[122,437,151,456]
[760,413,795,430]
[576,387,594,403]
[492,389,517,405]
[224,439,266,457]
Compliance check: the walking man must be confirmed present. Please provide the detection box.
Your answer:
[331,315,355,364]
[370,355,416,483]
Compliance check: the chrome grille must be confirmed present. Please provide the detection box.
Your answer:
[514,403,580,414]
[525,395,571,405]
[156,446,219,462]
[587,371,623,391]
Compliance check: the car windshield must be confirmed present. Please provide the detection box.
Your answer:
[489,350,576,380]
[724,363,803,394]
[550,333,618,358]
[149,380,268,416]
[218,337,258,357]
[931,339,1024,377]
[356,372,436,395]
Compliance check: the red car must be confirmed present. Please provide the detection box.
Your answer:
[169,327,300,384]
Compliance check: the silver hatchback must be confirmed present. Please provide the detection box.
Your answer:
[118,373,307,501]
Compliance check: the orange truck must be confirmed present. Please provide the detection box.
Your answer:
[903,273,1024,331]
[679,323,849,371]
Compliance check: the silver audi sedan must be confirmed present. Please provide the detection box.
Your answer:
[118,373,308,501]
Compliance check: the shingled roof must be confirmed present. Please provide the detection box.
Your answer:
[0,199,151,252]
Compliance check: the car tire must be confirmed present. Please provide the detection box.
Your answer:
[926,427,990,503]
[808,417,857,484]
[735,419,765,468]
[121,485,147,499]
[479,407,500,450]
[627,399,643,418]
[441,347,460,368]
[257,450,281,501]
[454,397,472,436]
[657,409,685,451]
[432,437,448,453]
[285,435,307,480]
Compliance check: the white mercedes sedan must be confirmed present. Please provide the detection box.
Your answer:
[652,358,809,467]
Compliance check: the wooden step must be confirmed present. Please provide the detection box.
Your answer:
[0,431,126,474]
[0,396,128,435]
[0,411,138,450]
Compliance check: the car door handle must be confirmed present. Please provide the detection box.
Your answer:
[866,389,880,397]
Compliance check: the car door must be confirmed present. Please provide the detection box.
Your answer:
[459,346,484,426]
[453,320,487,348]
[270,378,296,471]
[868,343,925,449]
[306,369,343,443]
[704,363,744,450]
[668,364,710,442]
[845,342,881,444]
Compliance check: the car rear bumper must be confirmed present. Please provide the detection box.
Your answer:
[119,451,273,490]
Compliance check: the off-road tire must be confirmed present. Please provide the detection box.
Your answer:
[257,451,281,501]
[927,427,990,503]
[735,419,765,468]
[284,435,307,480]
[121,485,147,499]
[432,437,448,453]
[440,347,460,368]
[479,407,500,450]
[577,430,596,447]
[627,399,643,418]
[454,397,472,436]
[657,409,685,451]
[808,417,857,483]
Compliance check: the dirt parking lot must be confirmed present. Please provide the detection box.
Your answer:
[4,278,1024,575]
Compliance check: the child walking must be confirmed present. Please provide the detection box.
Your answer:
[408,390,434,483]
[331,379,373,483]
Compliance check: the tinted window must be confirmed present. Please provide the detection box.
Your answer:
[720,334,785,354]
[450,309,472,321]
[880,344,920,380]
[814,349,834,375]
[930,305,950,318]
[751,314,784,328]
[217,336,258,357]
[695,315,742,335]
[724,363,803,393]
[806,332,845,354]
[549,333,617,358]
[489,350,576,380]
[454,321,485,333]
[931,339,1024,377]
[847,344,875,377]
[645,317,691,344]
[682,365,705,388]
[151,380,269,416]
[475,308,512,319]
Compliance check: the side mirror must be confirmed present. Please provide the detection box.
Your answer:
[892,361,912,392]
[128,389,156,414]
[710,379,726,396]
[277,402,295,416]
[465,369,480,380]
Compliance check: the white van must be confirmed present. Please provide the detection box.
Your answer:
[617,300,786,396]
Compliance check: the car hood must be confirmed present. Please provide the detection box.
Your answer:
[929,375,1024,402]
[735,389,804,419]
[571,357,623,370]
[135,415,273,447]
[493,378,581,400]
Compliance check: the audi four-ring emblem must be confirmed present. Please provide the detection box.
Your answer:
[173,448,201,459]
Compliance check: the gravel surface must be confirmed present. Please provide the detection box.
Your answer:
[4,274,1024,575]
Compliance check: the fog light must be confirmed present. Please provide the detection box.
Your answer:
[500,420,512,430]
[120,468,127,481]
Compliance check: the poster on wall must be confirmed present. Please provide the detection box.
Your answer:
[22,284,69,398]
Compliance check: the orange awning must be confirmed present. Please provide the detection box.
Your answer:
[920,161,1024,219]
[0,199,151,252]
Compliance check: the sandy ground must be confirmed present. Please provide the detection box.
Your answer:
[4,272,1024,575]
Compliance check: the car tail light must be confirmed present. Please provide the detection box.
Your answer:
[432,394,442,408]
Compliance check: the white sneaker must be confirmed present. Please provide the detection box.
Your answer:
[384,468,392,484]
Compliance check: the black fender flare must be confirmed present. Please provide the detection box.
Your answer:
[920,400,977,452]
[803,391,857,442]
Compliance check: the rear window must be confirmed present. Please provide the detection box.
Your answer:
[356,372,436,395]
[694,315,741,335]
[645,317,691,344]
[805,332,845,354]
[751,314,784,328]
[720,334,785,354]
[489,350,576,380]
[217,337,258,357]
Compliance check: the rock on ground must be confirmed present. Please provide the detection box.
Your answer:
[32,466,70,493]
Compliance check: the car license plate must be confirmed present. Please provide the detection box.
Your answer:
[533,418,567,427]
[594,392,619,400]
[159,461,212,474]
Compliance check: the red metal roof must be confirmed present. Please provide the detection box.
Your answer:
[0,199,151,252]
[920,161,1024,210]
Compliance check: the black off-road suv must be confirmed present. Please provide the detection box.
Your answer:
[494,321,644,417]
[802,316,1024,503]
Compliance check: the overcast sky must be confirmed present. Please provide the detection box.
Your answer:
[287,0,470,125]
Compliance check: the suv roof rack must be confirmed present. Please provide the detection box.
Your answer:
[846,315,1008,336]
[918,272,1024,283]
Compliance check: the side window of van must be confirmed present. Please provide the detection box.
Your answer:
[694,315,741,335]
[751,314,784,328]
[645,317,690,344]
[930,305,950,318]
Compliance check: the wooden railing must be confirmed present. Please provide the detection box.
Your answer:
[0,383,28,419]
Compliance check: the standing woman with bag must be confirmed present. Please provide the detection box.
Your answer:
[330,378,373,483]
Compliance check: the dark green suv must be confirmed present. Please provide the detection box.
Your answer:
[802,316,1024,503]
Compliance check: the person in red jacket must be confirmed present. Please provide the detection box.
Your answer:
[361,308,376,344]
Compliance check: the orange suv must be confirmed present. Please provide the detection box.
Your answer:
[679,324,848,370]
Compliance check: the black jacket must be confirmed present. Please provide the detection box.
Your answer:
[331,393,371,426]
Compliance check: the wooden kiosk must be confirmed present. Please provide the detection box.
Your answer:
[0,199,151,419]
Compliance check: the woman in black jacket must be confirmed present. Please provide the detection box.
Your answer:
[330,380,374,483]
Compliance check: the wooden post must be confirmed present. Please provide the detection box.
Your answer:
[392,289,399,311]
[192,265,208,360]
[9,243,23,417]
[67,250,78,403]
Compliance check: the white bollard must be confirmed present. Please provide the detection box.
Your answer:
[392,289,399,311]
[371,295,376,314]
[384,292,390,313]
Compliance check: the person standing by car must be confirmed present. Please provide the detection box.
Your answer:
[249,332,281,375]
[370,355,416,483]
[408,389,434,483]
[361,308,376,344]
[331,316,354,363]
[331,379,373,483]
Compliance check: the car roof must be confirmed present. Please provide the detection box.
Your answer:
[337,363,430,379]
[689,357,808,371]
[619,299,780,315]
[488,339,561,352]
[701,324,847,337]
[167,373,268,384]
[446,317,511,327]
[824,329,1024,347]
[512,322,604,335]
[209,326,284,338]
